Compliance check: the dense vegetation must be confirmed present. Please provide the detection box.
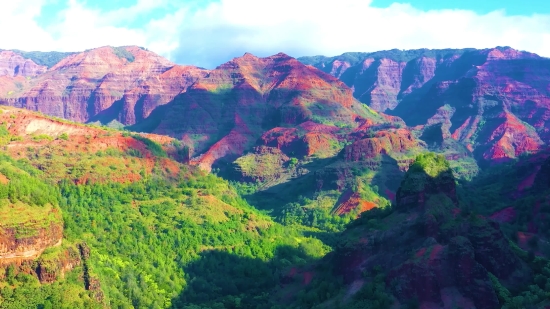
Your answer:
[297,47,478,67]
[2,50,77,68]
[0,148,333,308]
[111,47,135,63]
[1,110,550,309]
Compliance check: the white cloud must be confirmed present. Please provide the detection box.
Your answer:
[1,0,549,68]
[167,0,550,68]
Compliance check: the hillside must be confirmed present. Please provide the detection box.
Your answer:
[2,115,548,308]
[277,153,550,309]
[0,106,334,308]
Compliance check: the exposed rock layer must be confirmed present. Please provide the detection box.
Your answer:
[301,47,550,161]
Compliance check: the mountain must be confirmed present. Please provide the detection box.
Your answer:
[0,46,206,125]
[0,46,430,224]
[299,47,550,163]
[0,51,47,78]
[4,45,545,167]
[131,52,391,171]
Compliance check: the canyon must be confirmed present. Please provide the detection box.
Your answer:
[0,45,549,308]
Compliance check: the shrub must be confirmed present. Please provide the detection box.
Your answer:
[32,134,53,142]
[132,135,167,158]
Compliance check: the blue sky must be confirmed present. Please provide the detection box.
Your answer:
[1,0,549,68]
[372,0,550,15]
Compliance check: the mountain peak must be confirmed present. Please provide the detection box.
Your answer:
[242,52,257,58]
[396,153,457,211]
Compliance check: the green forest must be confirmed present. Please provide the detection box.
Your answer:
[1,146,550,308]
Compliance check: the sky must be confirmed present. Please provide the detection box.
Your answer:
[1,0,549,68]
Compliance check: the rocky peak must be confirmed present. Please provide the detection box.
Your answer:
[396,152,457,211]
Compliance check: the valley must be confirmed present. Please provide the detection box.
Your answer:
[0,46,549,308]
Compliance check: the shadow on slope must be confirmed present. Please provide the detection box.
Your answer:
[170,245,329,309]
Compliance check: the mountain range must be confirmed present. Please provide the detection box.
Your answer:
[0,45,550,308]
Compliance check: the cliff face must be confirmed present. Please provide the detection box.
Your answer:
[343,128,416,161]
[0,208,63,266]
[0,46,204,124]
[300,47,550,162]
[0,156,64,266]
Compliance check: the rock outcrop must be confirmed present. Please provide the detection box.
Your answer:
[344,128,416,161]
[0,205,63,266]
[329,153,531,308]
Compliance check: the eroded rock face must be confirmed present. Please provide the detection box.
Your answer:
[344,128,416,161]
[0,46,203,124]
[0,209,63,266]
[302,47,550,162]
[35,246,82,283]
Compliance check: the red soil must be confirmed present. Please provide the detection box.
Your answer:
[299,121,339,134]
[0,107,180,183]
[416,247,427,258]
[334,192,377,216]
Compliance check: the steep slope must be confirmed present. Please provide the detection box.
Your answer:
[459,149,550,258]
[132,52,389,172]
[300,47,550,162]
[0,106,333,309]
[0,156,62,265]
